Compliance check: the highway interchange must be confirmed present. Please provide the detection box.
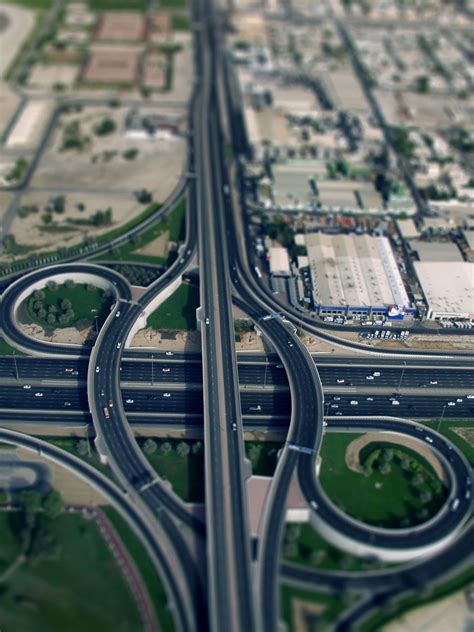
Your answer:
[0,0,473,629]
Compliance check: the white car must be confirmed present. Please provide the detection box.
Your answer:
[95,366,100,373]
[447,402,456,406]
[23,384,31,390]
[373,372,381,377]
[162,368,170,372]
[429,380,438,385]
[350,400,358,405]
[425,436,433,444]
[64,402,71,407]
[391,400,400,406]
[366,375,374,380]
[115,311,121,318]
[205,318,210,325]
[163,392,171,398]
[366,397,374,402]
[336,379,345,384]
[35,392,43,397]
[126,399,134,404]
[165,351,173,356]
[456,398,463,403]
[116,342,122,349]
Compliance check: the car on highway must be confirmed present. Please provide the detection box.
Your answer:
[425,436,433,444]
[126,399,134,404]
[450,498,460,511]
[366,375,374,380]
[108,399,113,407]
[350,400,358,405]
[447,402,456,406]
[115,311,121,318]
[467,395,474,399]
[276,364,283,368]
[95,366,100,373]
[373,372,381,377]
[310,500,318,510]
[64,402,71,407]
[429,380,438,385]
[116,342,122,349]
[333,396,341,401]
[391,400,400,406]
[366,397,374,401]
[336,379,345,384]
[249,405,262,411]
[163,392,171,397]
[165,351,173,356]
[456,398,463,403]
[162,368,170,372]
[35,392,43,397]
[23,384,31,389]
[205,318,210,325]
[330,404,339,408]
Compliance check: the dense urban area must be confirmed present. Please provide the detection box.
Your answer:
[0,0,473,630]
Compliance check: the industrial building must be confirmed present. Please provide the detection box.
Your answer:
[414,261,474,320]
[267,247,290,276]
[305,233,411,317]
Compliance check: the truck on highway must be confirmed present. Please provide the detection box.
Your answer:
[103,407,110,420]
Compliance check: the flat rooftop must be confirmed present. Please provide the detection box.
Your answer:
[306,232,409,308]
[414,261,474,317]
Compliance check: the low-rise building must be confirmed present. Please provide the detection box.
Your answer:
[305,232,411,318]
[414,261,474,320]
[267,246,290,276]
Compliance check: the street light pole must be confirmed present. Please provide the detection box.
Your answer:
[13,351,19,382]
[437,405,446,433]
[397,361,406,392]
[151,354,154,386]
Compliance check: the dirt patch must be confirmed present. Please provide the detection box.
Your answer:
[0,2,35,79]
[344,432,448,484]
[451,427,474,449]
[292,599,326,632]
[133,230,169,257]
[18,321,93,346]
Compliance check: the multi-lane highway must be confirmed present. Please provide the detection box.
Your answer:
[193,0,255,627]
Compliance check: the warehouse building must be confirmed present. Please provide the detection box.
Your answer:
[414,261,474,320]
[305,233,411,318]
[267,247,291,276]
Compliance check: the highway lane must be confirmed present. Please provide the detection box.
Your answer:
[298,419,472,556]
[0,263,132,357]
[3,383,474,420]
[3,356,474,391]
[280,522,474,593]
[193,2,256,625]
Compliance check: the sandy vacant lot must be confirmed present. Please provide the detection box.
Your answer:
[0,82,21,136]
[0,2,35,78]
[32,105,186,198]
[29,64,79,88]
[4,191,146,258]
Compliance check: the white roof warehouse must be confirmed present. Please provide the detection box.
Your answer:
[305,233,410,316]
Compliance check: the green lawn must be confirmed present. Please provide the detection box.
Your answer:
[146,283,199,330]
[44,437,110,477]
[95,199,185,266]
[103,507,174,632]
[423,420,474,465]
[0,512,142,632]
[139,438,204,502]
[283,523,393,572]
[245,442,282,476]
[319,433,447,528]
[96,201,162,247]
[171,14,191,30]
[358,565,474,632]
[159,0,187,7]
[24,282,113,330]
[87,0,146,9]
[2,0,52,8]
[281,585,353,632]
[0,337,26,356]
